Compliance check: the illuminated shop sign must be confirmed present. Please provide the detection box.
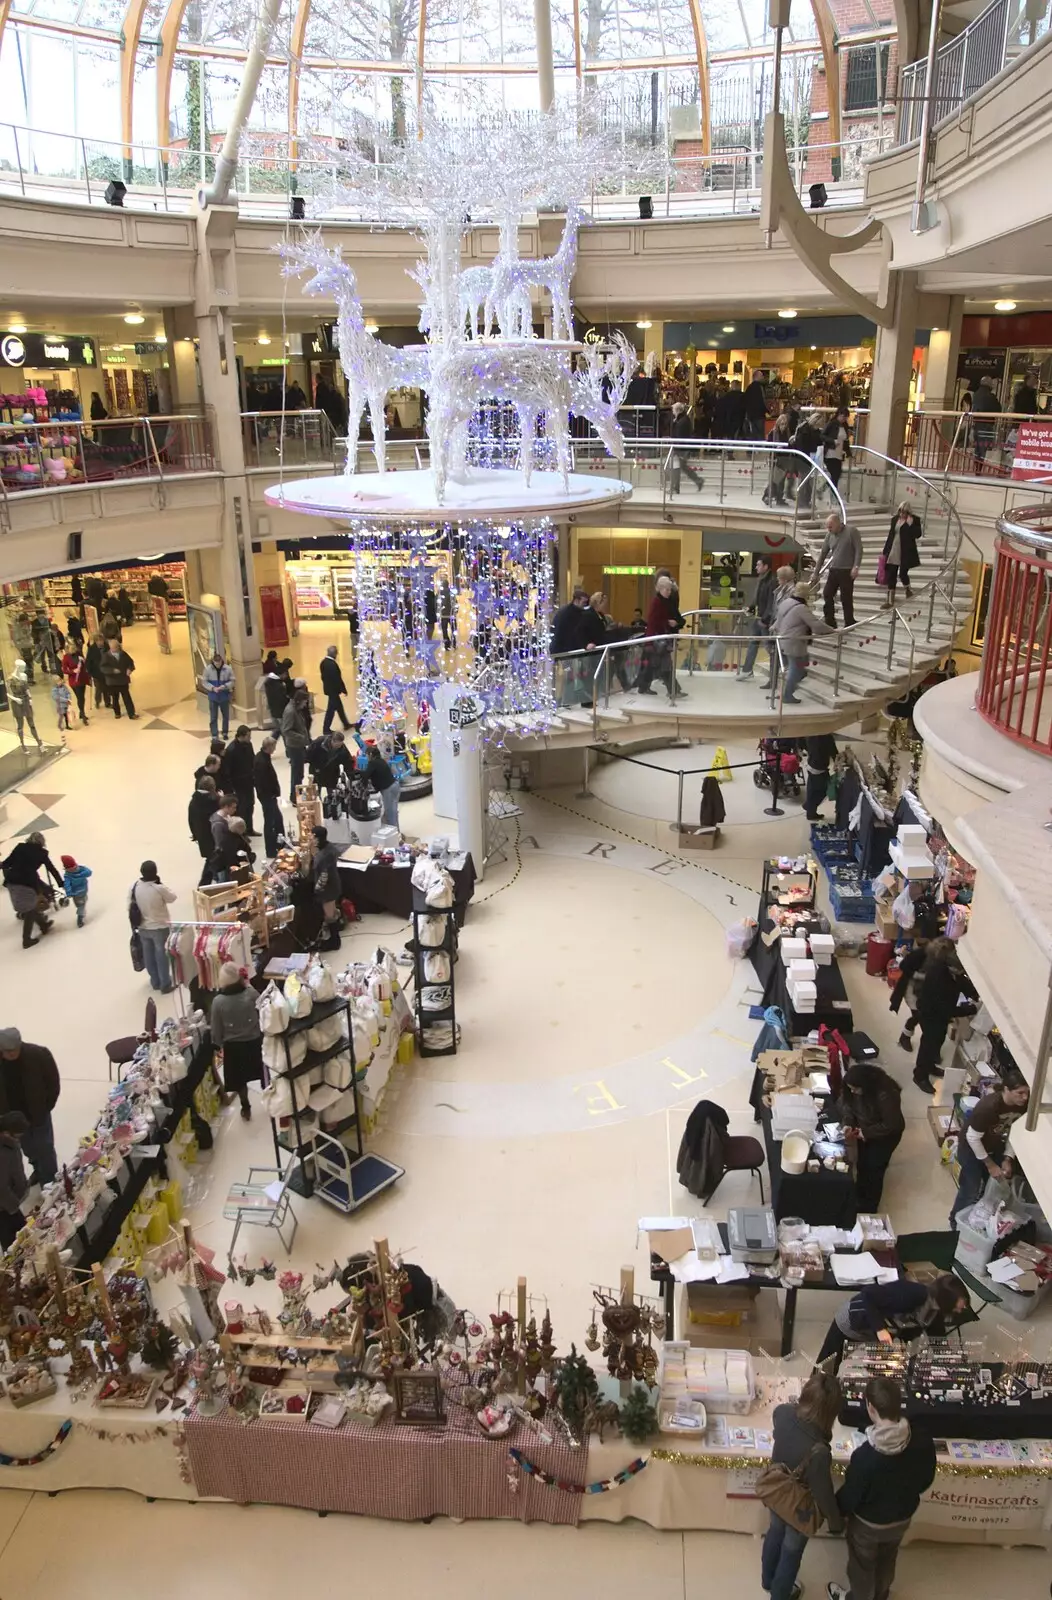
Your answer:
[0,332,99,369]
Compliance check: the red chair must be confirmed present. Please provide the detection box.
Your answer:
[105,997,157,1082]
[713,1130,766,1204]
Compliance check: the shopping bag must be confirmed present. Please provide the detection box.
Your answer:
[876,554,888,586]
[129,930,145,972]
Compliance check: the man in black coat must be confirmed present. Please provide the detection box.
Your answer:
[742,368,769,440]
[320,645,351,733]
[551,587,588,656]
[222,725,257,835]
[308,729,357,793]
[188,776,220,858]
[99,641,137,719]
[0,1026,60,1183]
[254,736,284,859]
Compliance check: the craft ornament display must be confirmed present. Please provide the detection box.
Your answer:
[508,1446,648,1494]
[648,1447,1052,1480]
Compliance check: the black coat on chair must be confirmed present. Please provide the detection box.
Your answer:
[677,1100,730,1201]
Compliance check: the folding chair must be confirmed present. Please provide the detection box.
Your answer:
[223,1156,298,1257]
[105,996,157,1082]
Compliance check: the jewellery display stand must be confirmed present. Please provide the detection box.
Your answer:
[267,996,404,1209]
[192,877,270,946]
[411,888,458,1058]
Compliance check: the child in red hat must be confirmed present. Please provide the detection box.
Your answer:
[60,854,92,928]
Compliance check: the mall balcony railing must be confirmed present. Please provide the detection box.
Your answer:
[900,408,1049,481]
[0,413,215,502]
[242,408,337,468]
[976,506,1052,755]
[896,0,1052,144]
[0,122,885,221]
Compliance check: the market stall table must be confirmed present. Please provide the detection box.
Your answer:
[338,852,476,921]
[750,912,854,1035]
[184,1383,583,1525]
[749,1068,857,1229]
[651,1227,897,1357]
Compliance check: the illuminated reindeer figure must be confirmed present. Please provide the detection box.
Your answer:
[280,238,428,475]
[485,200,585,341]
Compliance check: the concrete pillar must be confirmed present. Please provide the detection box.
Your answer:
[867,271,920,460]
[678,528,703,614]
[162,309,202,412]
[193,303,262,721]
[920,295,964,411]
[534,0,556,113]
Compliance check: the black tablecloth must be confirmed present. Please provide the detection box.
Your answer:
[842,1367,1052,1441]
[750,898,854,1035]
[750,1067,858,1228]
[338,855,477,922]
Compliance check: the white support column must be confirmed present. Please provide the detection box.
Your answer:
[534,0,556,114]
[867,271,920,460]
[920,295,964,410]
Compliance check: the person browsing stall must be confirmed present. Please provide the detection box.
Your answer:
[0,1027,61,1185]
[828,1377,937,1600]
[761,1371,844,1600]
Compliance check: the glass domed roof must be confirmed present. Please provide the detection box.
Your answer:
[0,0,895,185]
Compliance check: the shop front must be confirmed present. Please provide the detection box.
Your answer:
[0,329,102,420]
[957,313,1052,411]
[660,316,878,417]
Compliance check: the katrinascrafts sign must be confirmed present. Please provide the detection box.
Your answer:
[922,1476,1050,1530]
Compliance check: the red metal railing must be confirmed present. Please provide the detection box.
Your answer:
[977,517,1052,754]
[0,414,215,494]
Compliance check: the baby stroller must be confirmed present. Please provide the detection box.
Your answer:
[753,738,802,796]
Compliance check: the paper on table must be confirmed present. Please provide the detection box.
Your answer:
[830,1251,884,1286]
[263,1180,285,1204]
[639,1217,691,1231]
[875,1268,900,1285]
[987,1255,1025,1284]
[716,1258,751,1284]
[668,1250,721,1283]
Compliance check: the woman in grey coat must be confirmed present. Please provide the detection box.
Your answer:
[762,1371,844,1600]
[209,961,263,1119]
[777,583,832,704]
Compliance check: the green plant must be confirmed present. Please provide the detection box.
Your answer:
[552,1343,599,1433]
[619,1383,658,1445]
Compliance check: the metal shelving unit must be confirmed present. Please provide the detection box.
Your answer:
[411,888,458,1058]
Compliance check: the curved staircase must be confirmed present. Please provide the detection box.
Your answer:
[499,442,975,750]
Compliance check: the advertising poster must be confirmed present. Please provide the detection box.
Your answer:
[258,584,290,649]
[153,597,171,655]
[1010,419,1052,480]
[187,603,224,688]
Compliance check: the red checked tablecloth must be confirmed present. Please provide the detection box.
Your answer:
[184,1400,588,1525]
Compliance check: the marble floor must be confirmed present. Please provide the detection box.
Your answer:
[0,624,1047,1599]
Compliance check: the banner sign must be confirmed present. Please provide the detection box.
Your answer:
[1011,419,1052,480]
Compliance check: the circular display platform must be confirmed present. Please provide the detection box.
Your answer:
[263,466,632,524]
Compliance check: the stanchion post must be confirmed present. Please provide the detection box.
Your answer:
[764,758,784,817]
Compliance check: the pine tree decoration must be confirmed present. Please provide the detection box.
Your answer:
[619,1383,658,1445]
[552,1343,599,1434]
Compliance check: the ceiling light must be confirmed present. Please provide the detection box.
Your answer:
[635,319,652,329]
[155,333,167,344]
[994,299,1017,312]
[364,321,379,335]
[8,322,27,335]
[777,309,797,319]
[722,325,736,333]
[123,312,145,325]
[257,334,271,346]
[810,345,817,351]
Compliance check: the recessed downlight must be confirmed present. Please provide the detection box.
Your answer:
[994,299,1017,312]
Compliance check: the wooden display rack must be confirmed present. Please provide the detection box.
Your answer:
[219,1328,364,1392]
[295,779,323,867]
[192,876,269,947]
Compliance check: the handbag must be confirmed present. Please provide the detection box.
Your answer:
[754,1444,823,1537]
[129,929,145,972]
[258,982,290,1036]
[876,553,888,586]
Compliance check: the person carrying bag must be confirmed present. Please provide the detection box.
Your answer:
[756,1372,844,1600]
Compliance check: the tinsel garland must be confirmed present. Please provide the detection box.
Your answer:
[508,1446,648,1494]
[649,1448,1052,1480]
[0,1419,72,1465]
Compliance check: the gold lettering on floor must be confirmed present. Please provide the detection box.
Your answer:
[572,1080,626,1115]
[662,1056,707,1088]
